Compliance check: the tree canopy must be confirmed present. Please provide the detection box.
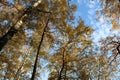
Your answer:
[0,0,120,80]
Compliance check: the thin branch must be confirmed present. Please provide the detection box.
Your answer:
[109,42,120,65]
[57,48,65,80]
[14,53,28,79]
[0,2,20,12]
[10,3,20,12]
[109,52,118,65]
[37,8,51,13]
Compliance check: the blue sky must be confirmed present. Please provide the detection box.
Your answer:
[72,0,119,44]
[41,0,120,79]
[5,0,120,79]
[7,0,117,43]
[44,0,115,79]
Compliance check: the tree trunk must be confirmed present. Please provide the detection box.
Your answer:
[0,27,17,51]
[30,18,50,80]
[58,48,65,80]
[0,1,48,52]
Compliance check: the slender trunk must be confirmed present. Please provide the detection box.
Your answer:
[0,7,26,52]
[30,18,50,80]
[58,48,65,80]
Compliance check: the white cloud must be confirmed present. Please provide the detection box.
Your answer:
[88,4,95,8]
[77,0,81,3]
[88,9,95,15]
[99,16,105,24]
[76,0,119,43]
[77,0,89,4]
[87,0,113,43]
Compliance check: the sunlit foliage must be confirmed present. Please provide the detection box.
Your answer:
[0,0,119,80]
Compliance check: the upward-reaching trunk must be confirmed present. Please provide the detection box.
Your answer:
[58,48,65,80]
[0,27,17,51]
[30,17,50,80]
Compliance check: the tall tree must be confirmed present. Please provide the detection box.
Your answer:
[48,20,93,79]
[0,0,77,79]
[0,0,50,51]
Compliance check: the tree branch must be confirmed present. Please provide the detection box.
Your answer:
[109,41,120,65]
[57,48,65,80]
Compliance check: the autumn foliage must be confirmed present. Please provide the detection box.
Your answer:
[0,0,120,80]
